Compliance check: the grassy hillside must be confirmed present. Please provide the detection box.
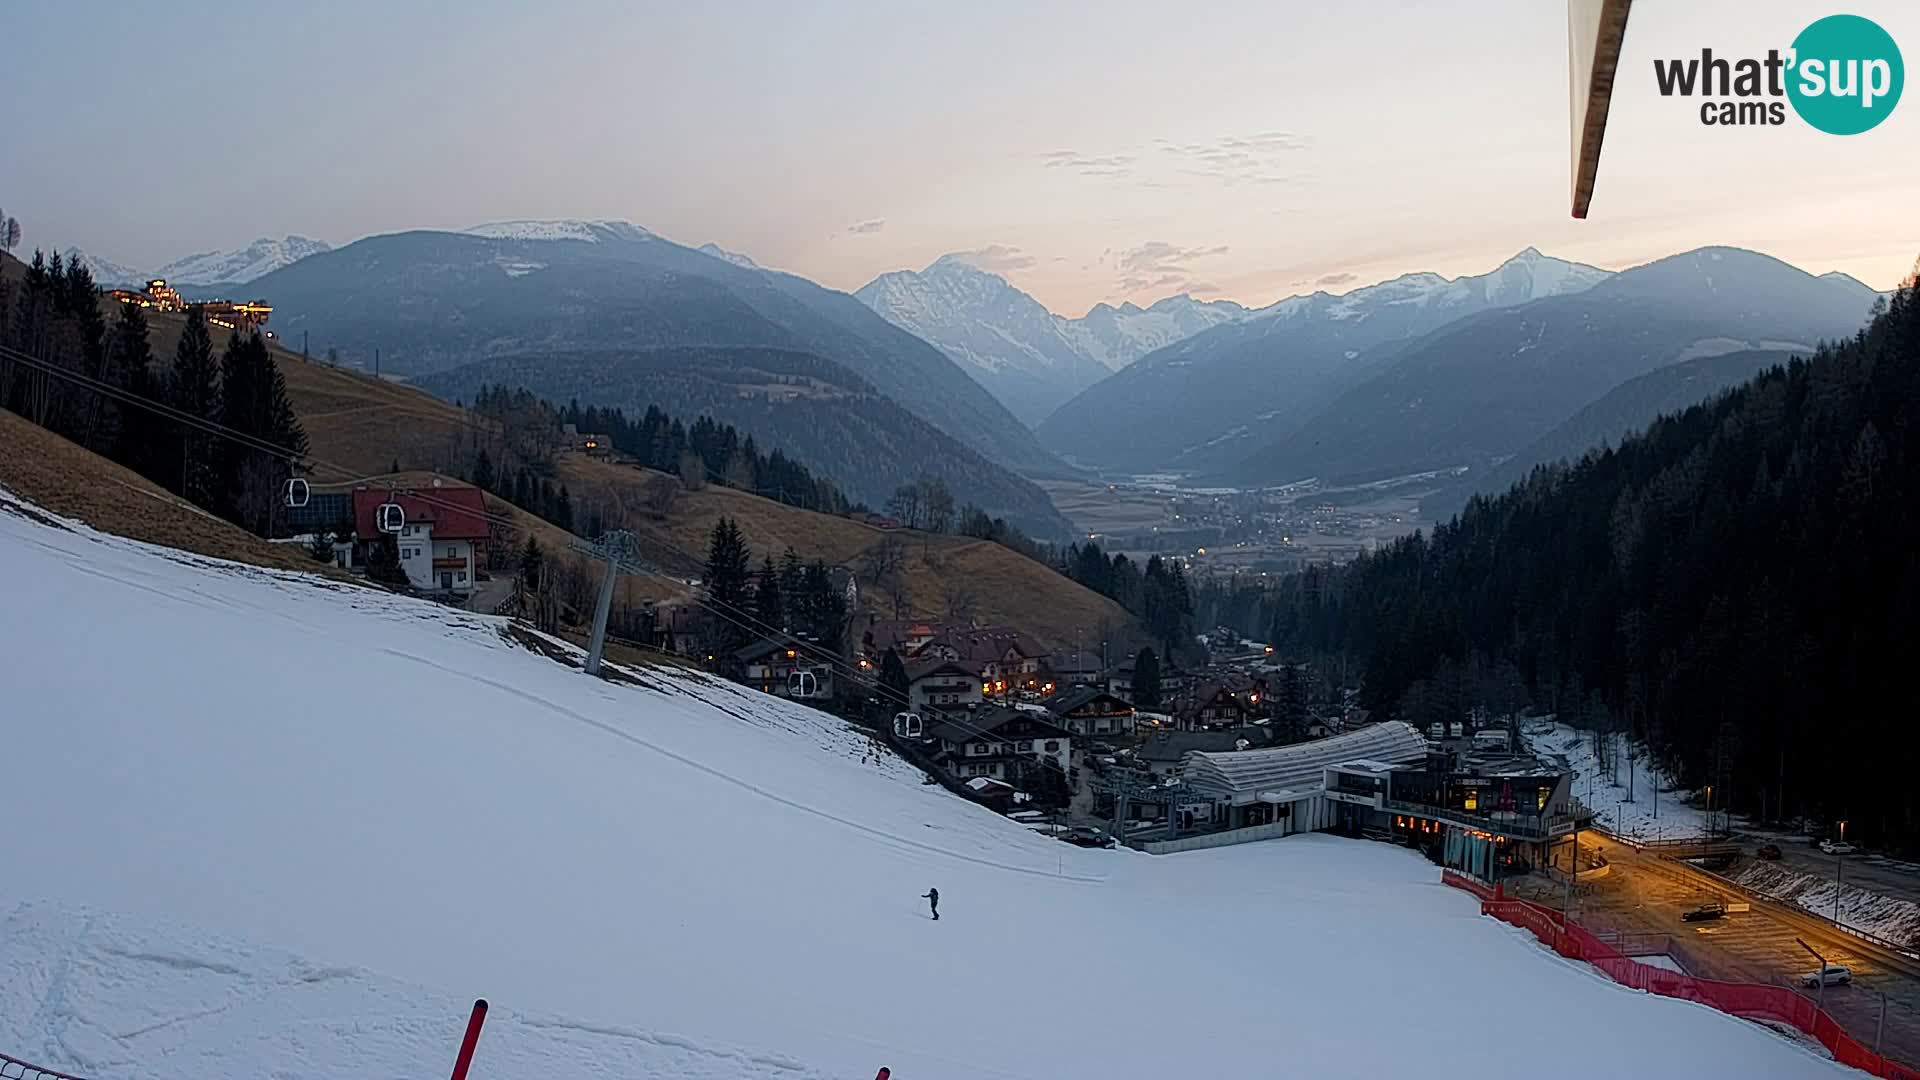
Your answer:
[0,409,355,578]
[119,302,1140,652]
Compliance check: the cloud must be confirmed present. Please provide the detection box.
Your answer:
[1156,130,1310,186]
[948,244,1036,273]
[846,218,886,235]
[1115,240,1230,294]
[1039,150,1137,177]
[1315,271,1357,287]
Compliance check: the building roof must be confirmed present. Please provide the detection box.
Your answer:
[350,486,490,542]
[1181,721,1429,799]
[1049,650,1104,674]
[927,705,1071,746]
[1046,687,1133,718]
[906,659,983,683]
[864,618,946,655]
[923,626,1048,664]
[735,635,806,663]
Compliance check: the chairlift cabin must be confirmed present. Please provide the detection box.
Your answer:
[375,501,406,534]
[283,477,310,508]
[893,711,925,739]
[786,669,822,699]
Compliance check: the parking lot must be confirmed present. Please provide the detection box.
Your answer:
[1509,834,1920,1065]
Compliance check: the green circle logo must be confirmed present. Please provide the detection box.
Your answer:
[1788,14,1904,134]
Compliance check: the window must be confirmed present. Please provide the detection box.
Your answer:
[1045,741,1060,753]
[456,572,467,583]
[972,742,990,756]
[1463,789,1479,811]
[447,546,457,558]
[1019,740,1032,752]
[1537,788,1550,810]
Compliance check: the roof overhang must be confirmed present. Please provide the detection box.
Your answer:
[1568,0,1635,218]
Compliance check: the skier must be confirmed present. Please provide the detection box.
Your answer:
[922,886,939,920]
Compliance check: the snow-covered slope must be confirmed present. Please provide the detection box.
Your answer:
[855,256,1246,426]
[155,236,332,286]
[67,238,333,288]
[64,248,148,288]
[464,219,657,243]
[0,490,1850,1079]
[697,241,761,269]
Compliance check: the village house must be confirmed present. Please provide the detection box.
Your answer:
[1177,674,1270,731]
[1046,650,1105,687]
[918,626,1049,693]
[927,705,1074,783]
[735,636,837,700]
[349,486,489,596]
[1046,687,1136,739]
[906,659,985,713]
[1135,727,1276,778]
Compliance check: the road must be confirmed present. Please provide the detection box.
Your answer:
[1746,833,1920,910]
[1514,834,1920,1066]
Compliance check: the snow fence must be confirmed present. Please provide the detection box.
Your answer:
[1442,871,1920,1078]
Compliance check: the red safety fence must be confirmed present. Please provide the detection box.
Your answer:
[1446,875,1920,1078]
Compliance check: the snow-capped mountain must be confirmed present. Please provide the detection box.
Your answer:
[697,241,761,269]
[61,236,332,290]
[155,236,333,286]
[1039,248,1615,472]
[855,255,1247,427]
[64,248,147,288]
[1065,294,1249,370]
[464,219,656,243]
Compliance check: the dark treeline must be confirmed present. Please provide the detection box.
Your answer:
[466,383,853,517]
[1057,540,1195,660]
[1246,269,1920,849]
[1,249,307,535]
[705,515,851,671]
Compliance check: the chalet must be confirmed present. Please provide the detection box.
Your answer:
[907,659,985,713]
[1103,660,1137,702]
[1136,727,1274,778]
[1046,649,1105,687]
[919,626,1048,691]
[736,636,837,700]
[349,486,490,595]
[928,706,1074,783]
[1178,674,1269,731]
[861,618,945,661]
[1046,687,1135,739]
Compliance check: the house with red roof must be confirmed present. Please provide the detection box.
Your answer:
[349,485,491,595]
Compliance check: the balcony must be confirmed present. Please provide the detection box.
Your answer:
[1383,798,1595,843]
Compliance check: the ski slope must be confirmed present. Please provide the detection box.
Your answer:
[0,488,1854,1079]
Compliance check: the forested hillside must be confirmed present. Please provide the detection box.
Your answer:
[420,346,1071,537]
[1256,268,1920,848]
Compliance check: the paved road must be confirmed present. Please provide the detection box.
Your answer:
[1518,835,1920,1065]
[1746,834,1920,909]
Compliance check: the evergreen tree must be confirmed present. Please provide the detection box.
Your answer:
[473,447,496,492]
[754,552,785,631]
[880,647,910,707]
[556,484,574,533]
[365,534,409,587]
[165,306,221,506]
[108,300,166,483]
[704,517,753,615]
[1131,647,1162,709]
[518,535,545,592]
[216,331,308,535]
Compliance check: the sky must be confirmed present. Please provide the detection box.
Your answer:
[4,0,1916,315]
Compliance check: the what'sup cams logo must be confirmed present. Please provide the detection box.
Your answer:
[1654,14,1903,133]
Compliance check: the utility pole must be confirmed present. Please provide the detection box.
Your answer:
[576,530,637,678]
[1797,938,1829,1013]
[1835,854,1845,928]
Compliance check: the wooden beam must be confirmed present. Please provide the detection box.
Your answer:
[1568,0,1635,218]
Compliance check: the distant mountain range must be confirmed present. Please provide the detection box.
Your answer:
[243,220,1075,533]
[1220,247,1882,488]
[856,256,1246,426]
[1039,247,1613,472]
[68,236,332,290]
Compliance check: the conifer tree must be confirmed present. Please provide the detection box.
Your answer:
[166,306,221,506]
[754,552,785,631]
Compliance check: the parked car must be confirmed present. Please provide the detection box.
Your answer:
[1802,965,1852,988]
[1819,840,1856,855]
[1756,844,1783,860]
[1682,902,1726,923]
[1065,826,1113,849]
